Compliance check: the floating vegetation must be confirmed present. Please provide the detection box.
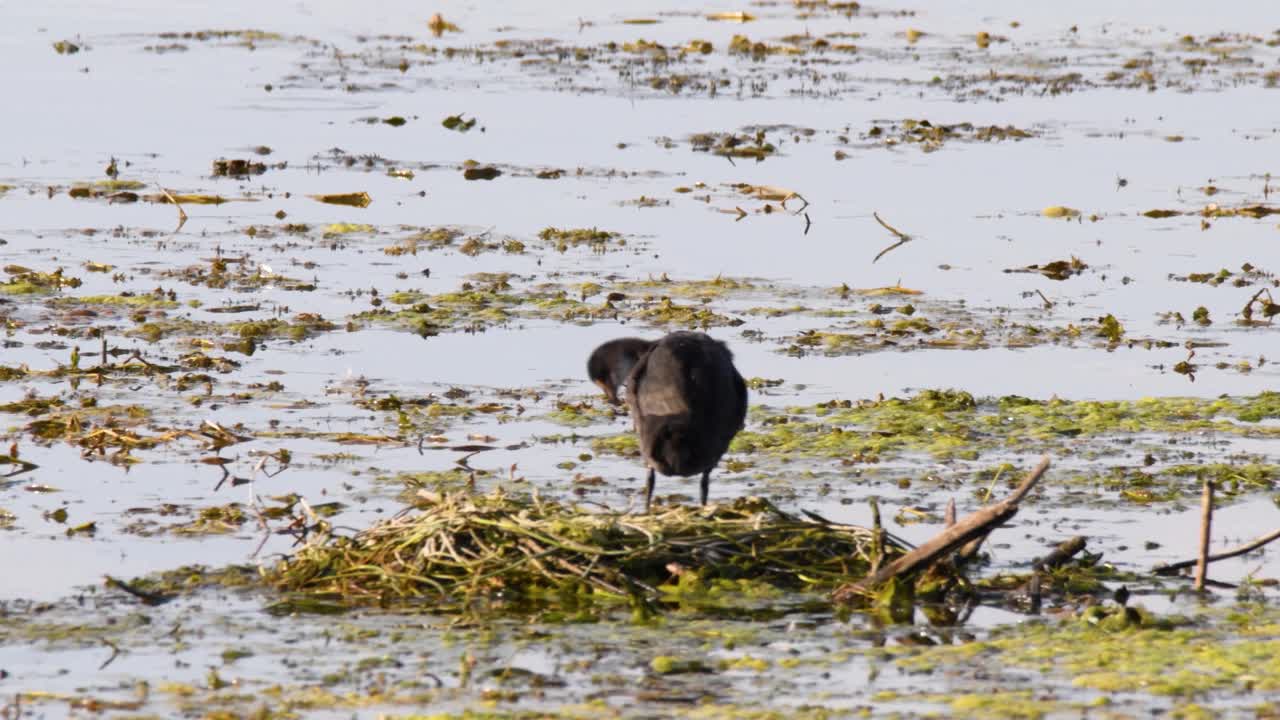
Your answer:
[442,113,477,132]
[0,266,82,294]
[1171,262,1273,288]
[211,158,267,176]
[711,390,1280,467]
[268,491,901,612]
[889,603,1280,701]
[1006,256,1088,281]
[539,226,622,252]
[1145,204,1280,220]
[383,227,463,255]
[865,119,1034,151]
[462,165,502,181]
[690,130,776,160]
[309,192,371,208]
[1043,205,1082,218]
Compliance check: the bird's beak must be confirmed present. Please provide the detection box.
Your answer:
[595,380,621,405]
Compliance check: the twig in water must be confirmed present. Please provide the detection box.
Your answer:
[104,575,173,606]
[834,456,1050,601]
[1034,536,1087,572]
[1035,289,1054,309]
[803,212,812,235]
[98,638,121,670]
[868,497,884,575]
[1154,524,1280,576]
[1194,479,1214,591]
[212,462,232,492]
[156,184,188,232]
[872,211,913,263]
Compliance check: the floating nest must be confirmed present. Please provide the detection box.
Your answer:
[268,490,906,611]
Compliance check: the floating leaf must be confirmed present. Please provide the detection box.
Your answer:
[442,114,477,132]
[1006,257,1087,281]
[427,13,460,36]
[66,521,96,537]
[1097,314,1125,343]
[463,167,501,181]
[310,192,372,208]
[707,11,755,21]
[858,285,923,297]
[324,223,376,235]
[158,193,229,205]
[1142,209,1181,219]
[1042,205,1080,218]
[212,159,267,177]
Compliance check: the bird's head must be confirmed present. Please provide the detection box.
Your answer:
[587,337,654,405]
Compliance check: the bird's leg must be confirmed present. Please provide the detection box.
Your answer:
[700,470,710,506]
[645,468,656,514]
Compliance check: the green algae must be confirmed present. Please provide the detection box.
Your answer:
[172,503,250,535]
[690,130,777,159]
[538,227,622,252]
[0,266,82,294]
[650,655,712,674]
[49,293,179,308]
[590,433,640,457]
[890,604,1280,702]
[865,118,1034,152]
[545,401,620,427]
[726,390,1280,464]
[130,315,337,345]
[361,275,751,336]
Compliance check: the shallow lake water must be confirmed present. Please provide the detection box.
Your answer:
[3,1,1280,717]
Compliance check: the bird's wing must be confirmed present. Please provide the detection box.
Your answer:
[635,375,691,417]
[630,349,691,418]
[731,369,748,429]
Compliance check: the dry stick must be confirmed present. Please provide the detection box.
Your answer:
[1194,479,1214,591]
[1034,536,1087,572]
[872,211,913,263]
[1241,287,1272,322]
[98,638,121,670]
[1154,526,1280,576]
[833,456,1050,602]
[868,497,884,575]
[157,184,188,231]
[104,575,173,606]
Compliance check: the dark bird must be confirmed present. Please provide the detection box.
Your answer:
[587,331,748,512]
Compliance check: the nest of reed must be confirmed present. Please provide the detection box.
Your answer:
[268,489,905,611]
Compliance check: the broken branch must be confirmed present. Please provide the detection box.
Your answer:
[833,456,1050,602]
[1154,524,1280,576]
[871,211,913,263]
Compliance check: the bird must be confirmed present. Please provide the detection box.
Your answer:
[587,331,748,512]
